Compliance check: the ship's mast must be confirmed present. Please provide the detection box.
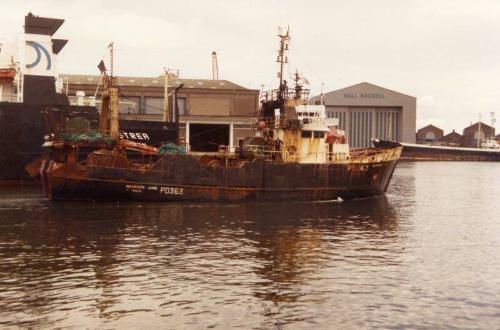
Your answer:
[276,27,290,101]
[99,42,119,140]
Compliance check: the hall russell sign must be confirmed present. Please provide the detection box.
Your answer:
[343,93,385,99]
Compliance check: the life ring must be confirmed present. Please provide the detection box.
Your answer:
[287,145,297,155]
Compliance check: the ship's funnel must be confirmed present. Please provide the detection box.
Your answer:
[22,13,68,105]
[22,13,65,80]
[0,13,69,104]
[24,12,64,36]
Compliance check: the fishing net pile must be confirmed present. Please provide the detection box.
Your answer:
[158,143,186,155]
[61,130,114,146]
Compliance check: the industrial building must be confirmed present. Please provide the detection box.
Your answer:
[440,130,463,147]
[312,82,416,148]
[415,122,497,148]
[61,74,260,152]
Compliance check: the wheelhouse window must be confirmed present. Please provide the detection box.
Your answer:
[313,131,325,138]
[301,131,312,138]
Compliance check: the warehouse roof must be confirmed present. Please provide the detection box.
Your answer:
[60,74,248,90]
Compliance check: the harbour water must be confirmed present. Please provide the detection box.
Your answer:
[0,162,499,329]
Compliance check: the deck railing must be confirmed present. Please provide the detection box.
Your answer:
[227,144,401,164]
[260,89,310,102]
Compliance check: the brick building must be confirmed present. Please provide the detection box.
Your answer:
[462,122,495,148]
[416,124,444,145]
[440,130,462,147]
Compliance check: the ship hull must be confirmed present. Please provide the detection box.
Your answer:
[41,151,400,202]
[0,104,45,182]
[0,102,98,182]
[0,103,176,182]
[373,139,500,161]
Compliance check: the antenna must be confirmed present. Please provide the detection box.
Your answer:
[293,69,302,99]
[276,26,290,100]
[211,51,218,80]
[162,68,180,123]
[108,42,114,86]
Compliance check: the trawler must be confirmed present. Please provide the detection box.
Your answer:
[30,29,402,201]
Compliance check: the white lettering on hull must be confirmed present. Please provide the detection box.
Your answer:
[119,132,150,140]
[125,184,183,196]
[160,187,184,195]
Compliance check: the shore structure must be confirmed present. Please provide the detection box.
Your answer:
[373,139,500,161]
[311,83,417,148]
[375,119,500,161]
[60,74,260,153]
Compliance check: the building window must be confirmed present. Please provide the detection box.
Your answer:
[425,131,436,140]
[474,131,485,140]
[143,97,164,115]
[301,131,312,138]
[176,97,187,115]
[143,96,187,115]
[119,96,140,114]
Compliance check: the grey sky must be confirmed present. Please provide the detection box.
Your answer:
[2,0,500,132]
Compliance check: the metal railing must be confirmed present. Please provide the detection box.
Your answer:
[260,88,310,102]
[235,144,400,164]
[240,144,349,163]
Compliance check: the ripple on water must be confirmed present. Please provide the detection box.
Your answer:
[0,163,500,328]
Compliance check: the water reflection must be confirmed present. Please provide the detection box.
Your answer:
[2,163,500,328]
[0,190,399,328]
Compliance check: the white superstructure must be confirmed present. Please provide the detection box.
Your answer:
[481,137,500,149]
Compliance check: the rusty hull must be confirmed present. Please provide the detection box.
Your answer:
[40,147,401,202]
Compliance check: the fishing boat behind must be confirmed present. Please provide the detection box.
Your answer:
[373,139,500,161]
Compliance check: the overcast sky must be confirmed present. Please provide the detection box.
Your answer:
[2,0,500,132]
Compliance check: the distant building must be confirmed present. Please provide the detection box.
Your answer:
[416,124,443,145]
[61,74,259,152]
[462,122,495,148]
[311,82,416,148]
[440,130,462,147]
